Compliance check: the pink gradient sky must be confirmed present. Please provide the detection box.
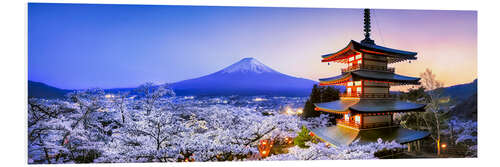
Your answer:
[266,9,477,89]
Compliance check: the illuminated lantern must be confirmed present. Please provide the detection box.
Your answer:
[258,139,273,158]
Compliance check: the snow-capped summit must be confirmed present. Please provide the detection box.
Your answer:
[218,57,278,74]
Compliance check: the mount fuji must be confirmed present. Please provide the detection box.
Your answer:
[170,57,317,96]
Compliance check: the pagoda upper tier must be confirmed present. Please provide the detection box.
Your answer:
[322,40,417,64]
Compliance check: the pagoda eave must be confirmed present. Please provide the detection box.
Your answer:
[310,126,431,146]
[314,99,426,114]
[318,71,421,86]
[321,40,418,64]
[314,99,359,114]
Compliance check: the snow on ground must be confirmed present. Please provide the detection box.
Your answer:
[28,86,475,164]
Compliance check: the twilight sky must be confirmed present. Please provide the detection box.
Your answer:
[28,3,477,89]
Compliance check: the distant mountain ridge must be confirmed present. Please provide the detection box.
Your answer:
[28,81,70,99]
[170,57,319,96]
[28,60,476,99]
[442,79,477,102]
[28,57,320,98]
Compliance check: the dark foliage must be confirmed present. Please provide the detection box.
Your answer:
[293,126,318,148]
[374,148,405,159]
[451,93,477,121]
[399,86,428,102]
[302,85,340,118]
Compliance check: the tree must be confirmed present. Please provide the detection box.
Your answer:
[419,69,448,157]
[321,86,340,102]
[112,92,130,124]
[266,138,404,160]
[293,126,316,148]
[135,82,175,115]
[399,86,427,102]
[398,86,428,130]
[28,98,73,163]
[302,85,340,119]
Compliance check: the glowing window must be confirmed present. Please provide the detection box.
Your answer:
[347,81,353,86]
[349,57,354,62]
[349,62,353,66]
[344,114,349,122]
[355,54,362,60]
[355,81,362,86]
[356,87,362,92]
[357,60,362,64]
[347,88,352,93]
[355,115,361,124]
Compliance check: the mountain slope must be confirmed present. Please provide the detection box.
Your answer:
[170,58,318,96]
[442,79,477,102]
[28,81,70,99]
[451,93,477,120]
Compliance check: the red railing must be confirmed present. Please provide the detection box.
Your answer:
[341,64,395,73]
[336,119,361,128]
[339,93,361,97]
[340,93,396,99]
[362,122,394,129]
[360,93,396,98]
[337,119,395,129]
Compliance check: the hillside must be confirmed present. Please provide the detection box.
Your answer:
[28,81,69,99]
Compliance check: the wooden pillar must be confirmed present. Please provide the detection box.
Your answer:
[390,113,393,125]
[417,140,421,152]
[360,114,364,129]
[407,143,411,152]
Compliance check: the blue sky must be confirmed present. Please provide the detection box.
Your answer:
[28,3,477,89]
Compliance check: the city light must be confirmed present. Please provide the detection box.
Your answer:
[253,97,266,102]
[297,109,303,114]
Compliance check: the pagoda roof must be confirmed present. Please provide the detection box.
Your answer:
[310,126,430,146]
[314,99,360,113]
[321,40,417,64]
[319,70,420,86]
[314,99,426,114]
[349,99,426,113]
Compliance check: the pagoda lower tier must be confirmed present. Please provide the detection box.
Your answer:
[312,99,428,146]
[310,126,430,146]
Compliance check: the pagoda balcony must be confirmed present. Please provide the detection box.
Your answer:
[340,93,397,99]
[341,64,395,73]
[336,119,361,129]
[336,119,397,129]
